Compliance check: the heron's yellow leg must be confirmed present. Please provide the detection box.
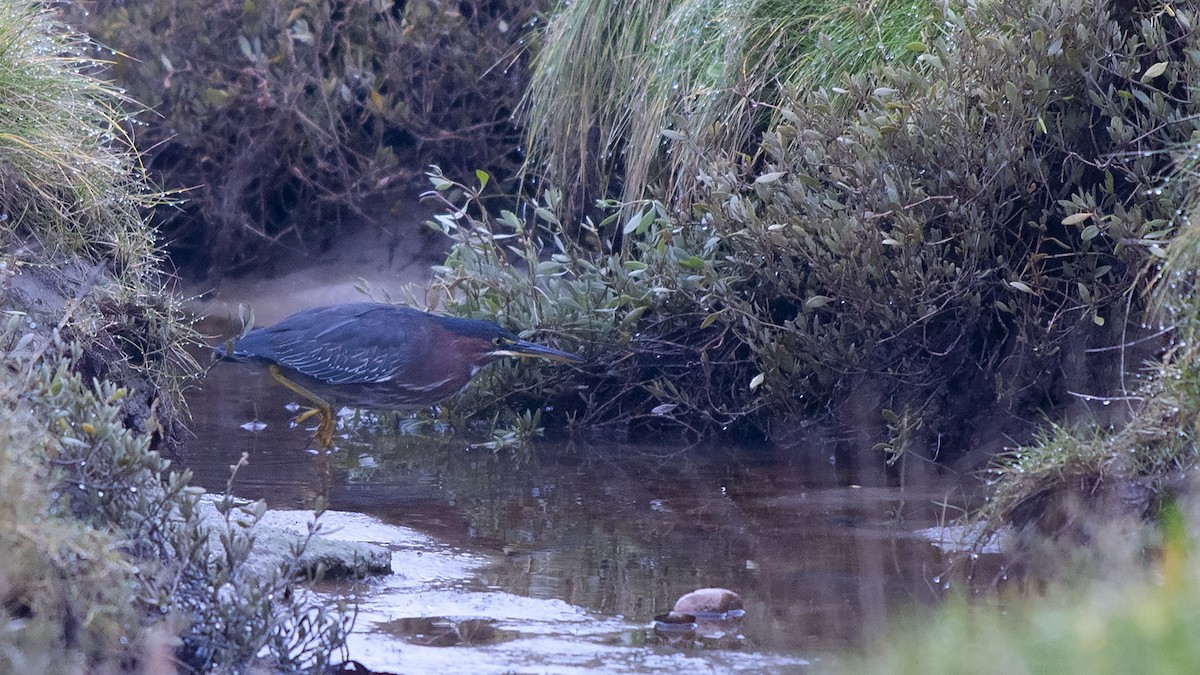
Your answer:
[268,365,336,448]
[293,407,323,424]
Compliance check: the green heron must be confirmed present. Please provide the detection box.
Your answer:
[215,302,582,447]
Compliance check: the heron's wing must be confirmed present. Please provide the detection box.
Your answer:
[234,304,424,385]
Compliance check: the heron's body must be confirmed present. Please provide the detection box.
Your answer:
[216,303,581,446]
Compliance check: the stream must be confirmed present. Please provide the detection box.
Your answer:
[180,318,1003,673]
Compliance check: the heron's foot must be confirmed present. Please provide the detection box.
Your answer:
[269,366,337,448]
[292,405,336,449]
[314,411,337,449]
[293,406,323,426]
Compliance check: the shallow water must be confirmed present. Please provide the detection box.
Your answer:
[183,347,1004,673]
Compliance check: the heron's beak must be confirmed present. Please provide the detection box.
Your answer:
[493,339,583,363]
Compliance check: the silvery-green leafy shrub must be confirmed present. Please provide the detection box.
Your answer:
[2,322,350,672]
[432,0,1198,446]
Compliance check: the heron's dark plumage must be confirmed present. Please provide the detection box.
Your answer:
[216,303,578,411]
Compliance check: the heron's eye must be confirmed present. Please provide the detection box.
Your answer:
[492,336,506,347]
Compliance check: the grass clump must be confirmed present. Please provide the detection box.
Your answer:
[0,2,157,268]
[0,0,194,438]
[522,0,934,214]
[844,508,1200,674]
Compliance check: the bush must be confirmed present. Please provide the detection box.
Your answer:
[431,0,1200,448]
[0,4,349,670]
[422,170,748,435]
[1,322,351,672]
[696,0,1197,434]
[72,0,546,275]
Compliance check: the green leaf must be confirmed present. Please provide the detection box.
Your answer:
[904,41,927,53]
[621,305,648,326]
[498,210,522,229]
[535,260,563,275]
[1004,81,1020,104]
[623,210,646,234]
[805,295,833,309]
[755,171,786,184]
[749,373,765,391]
[1061,212,1092,226]
[475,169,490,190]
[1081,224,1100,241]
[1141,61,1169,82]
[1008,280,1035,294]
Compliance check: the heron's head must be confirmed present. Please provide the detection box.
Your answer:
[439,317,583,369]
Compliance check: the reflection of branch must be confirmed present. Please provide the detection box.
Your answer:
[1066,390,1144,403]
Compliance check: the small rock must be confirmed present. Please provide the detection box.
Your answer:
[197,495,392,580]
[659,587,746,643]
[671,587,744,617]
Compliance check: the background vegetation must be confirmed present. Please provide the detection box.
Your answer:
[428,0,1198,456]
[843,506,1200,674]
[71,0,548,276]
